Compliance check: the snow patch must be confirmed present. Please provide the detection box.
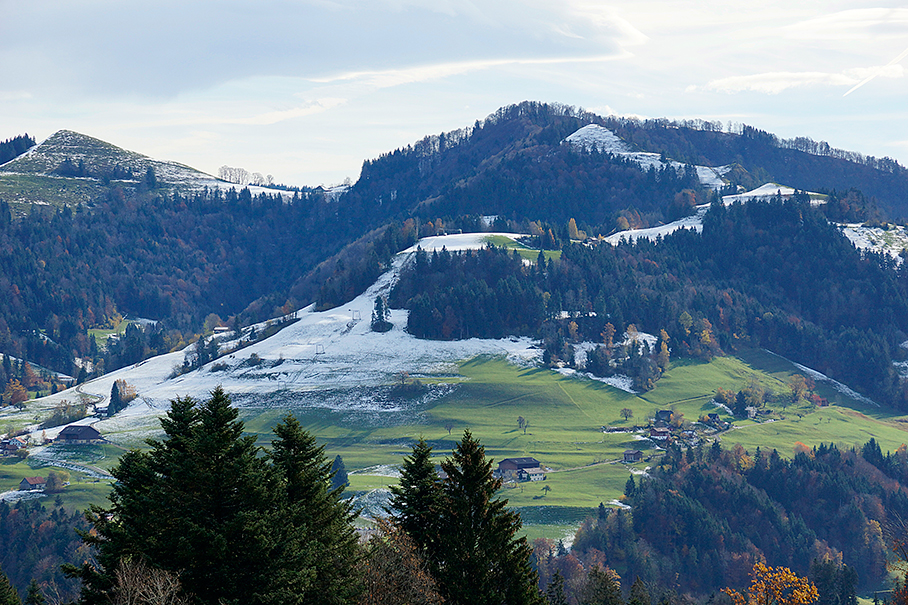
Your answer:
[563,124,731,190]
[28,233,544,435]
[349,464,401,478]
[554,367,637,394]
[762,350,880,407]
[840,223,908,264]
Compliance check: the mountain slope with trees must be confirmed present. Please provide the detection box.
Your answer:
[0,101,906,396]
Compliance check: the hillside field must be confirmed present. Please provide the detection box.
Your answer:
[5,349,908,542]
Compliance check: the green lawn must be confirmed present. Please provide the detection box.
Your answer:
[0,457,113,513]
[483,234,561,262]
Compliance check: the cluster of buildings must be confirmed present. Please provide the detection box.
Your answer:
[0,436,27,456]
[9,425,105,492]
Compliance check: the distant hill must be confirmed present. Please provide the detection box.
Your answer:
[0,130,290,212]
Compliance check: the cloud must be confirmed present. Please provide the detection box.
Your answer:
[697,65,905,95]
[312,54,629,89]
[783,8,908,41]
[0,0,641,99]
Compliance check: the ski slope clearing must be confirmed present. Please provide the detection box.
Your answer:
[29,233,541,438]
[564,124,731,190]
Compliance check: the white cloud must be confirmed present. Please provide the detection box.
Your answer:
[698,63,905,95]
[783,8,908,41]
[0,0,640,100]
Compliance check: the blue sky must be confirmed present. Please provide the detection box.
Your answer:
[2,1,907,186]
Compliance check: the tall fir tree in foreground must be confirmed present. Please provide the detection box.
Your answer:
[437,431,543,605]
[388,438,441,557]
[71,387,360,605]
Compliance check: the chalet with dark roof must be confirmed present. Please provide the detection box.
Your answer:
[497,457,543,481]
[56,425,103,444]
[623,449,643,463]
[654,410,673,423]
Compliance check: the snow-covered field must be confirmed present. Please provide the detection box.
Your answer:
[840,223,908,263]
[720,182,824,205]
[25,233,542,441]
[604,206,708,245]
[564,124,731,190]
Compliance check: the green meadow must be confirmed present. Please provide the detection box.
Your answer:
[484,234,561,262]
[7,347,908,527]
[239,349,908,526]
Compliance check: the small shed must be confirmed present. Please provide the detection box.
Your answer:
[19,476,46,491]
[623,449,643,463]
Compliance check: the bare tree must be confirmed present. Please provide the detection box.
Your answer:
[359,519,443,605]
[113,558,189,605]
[444,420,454,435]
[620,408,633,422]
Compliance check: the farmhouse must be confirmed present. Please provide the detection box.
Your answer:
[623,449,643,463]
[56,425,103,444]
[497,457,543,481]
[1,437,26,456]
[650,427,671,440]
[19,476,46,491]
[517,467,546,482]
[654,410,673,423]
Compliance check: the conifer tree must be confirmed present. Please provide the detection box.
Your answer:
[389,438,441,557]
[270,414,362,605]
[545,571,568,605]
[330,454,349,491]
[435,430,543,605]
[0,569,18,605]
[628,577,651,605]
[72,389,361,605]
[24,580,46,605]
[581,567,622,605]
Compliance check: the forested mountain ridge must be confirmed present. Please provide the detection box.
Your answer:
[0,101,905,393]
[344,102,908,226]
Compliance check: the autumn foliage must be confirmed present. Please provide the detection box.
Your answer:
[724,562,818,605]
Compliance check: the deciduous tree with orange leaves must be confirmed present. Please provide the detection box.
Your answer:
[724,563,818,605]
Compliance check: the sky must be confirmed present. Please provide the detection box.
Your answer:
[2,0,907,187]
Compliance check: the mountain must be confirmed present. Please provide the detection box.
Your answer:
[0,129,290,212]
[0,101,904,399]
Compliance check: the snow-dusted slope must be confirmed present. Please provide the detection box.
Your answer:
[602,182,831,246]
[0,130,292,199]
[564,124,732,190]
[31,233,540,439]
[603,206,709,245]
[840,223,908,263]
[721,182,824,205]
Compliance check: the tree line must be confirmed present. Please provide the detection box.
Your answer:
[535,438,902,602]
